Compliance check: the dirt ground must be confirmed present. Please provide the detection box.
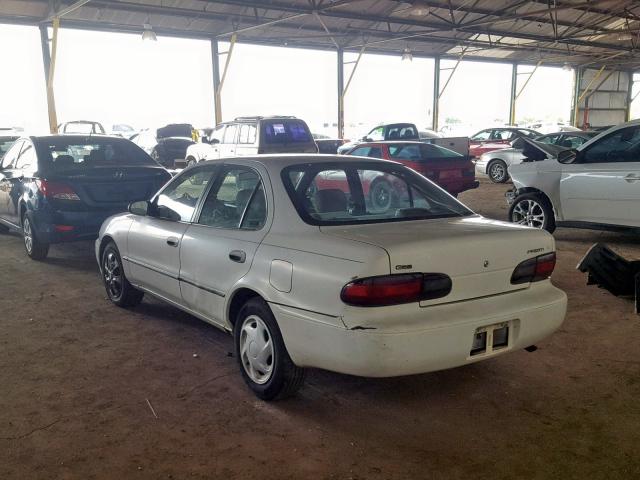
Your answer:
[2,177,640,480]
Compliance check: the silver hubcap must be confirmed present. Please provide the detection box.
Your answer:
[512,199,546,228]
[23,218,33,253]
[239,315,274,384]
[490,162,506,181]
[103,251,123,299]
[372,182,392,209]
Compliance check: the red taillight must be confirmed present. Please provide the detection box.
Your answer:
[341,273,452,307]
[37,179,80,201]
[511,252,556,284]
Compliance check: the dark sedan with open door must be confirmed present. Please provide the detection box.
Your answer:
[0,135,171,260]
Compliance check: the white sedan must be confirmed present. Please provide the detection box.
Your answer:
[96,155,567,400]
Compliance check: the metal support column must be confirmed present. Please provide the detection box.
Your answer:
[214,33,236,125]
[337,48,344,139]
[626,70,634,122]
[211,38,221,125]
[509,63,517,125]
[571,67,582,127]
[40,18,59,134]
[432,56,440,132]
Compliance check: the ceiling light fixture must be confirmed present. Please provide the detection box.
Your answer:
[401,47,413,62]
[142,23,157,42]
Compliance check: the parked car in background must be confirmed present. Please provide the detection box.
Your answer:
[337,122,420,154]
[131,124,195,169]
[313,133,348,154]
[345,141,477,198]
[58,120,106,135]
[0,135,171,260]
[185,116,317,164]
[507,121,640,233]
[526,122,581,134]
[476,131,598,183]
[96,154,566,400]
[469,127,540,158]
[0,135,19,160]
[419,129,442,140]
[109,124,136,138]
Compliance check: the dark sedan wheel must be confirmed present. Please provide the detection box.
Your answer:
[488,160,508,183]
[22,214,49,260]
[102,242,144,307]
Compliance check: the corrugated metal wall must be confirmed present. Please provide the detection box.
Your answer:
[575,68,631,127]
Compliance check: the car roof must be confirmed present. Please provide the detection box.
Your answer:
[356,141,424,145]
[198,154,402,170]
[29,134,128,142]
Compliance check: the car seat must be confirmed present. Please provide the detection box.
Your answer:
[54,154,75,167]
[313,189,347,213]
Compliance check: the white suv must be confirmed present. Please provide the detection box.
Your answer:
[185,116,317,165]
[507,121,640,232]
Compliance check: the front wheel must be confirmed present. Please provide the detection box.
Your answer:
[101,242,144,307]
[234,298,306,400]
[369,179,394,211]
[509,193,556,233]
[22,214,49,260]
[488,160,509,183]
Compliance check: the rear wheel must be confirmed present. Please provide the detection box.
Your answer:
[22,214,49,260]
[509,193,556,233]
[488,160,508,183]
[234,297,305,400]
[369,178,394,210]
[186,156,197,167]
[101,242,144,307]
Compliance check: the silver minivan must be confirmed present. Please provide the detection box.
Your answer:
[184,116,318,165]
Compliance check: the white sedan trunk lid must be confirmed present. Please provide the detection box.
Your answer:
[320,215,555,306]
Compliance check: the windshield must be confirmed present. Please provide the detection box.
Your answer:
[282,162,472,226]
[263,120,312,144]
[388,143,463,161]
[62,122,105,134]
[35,137,158,171]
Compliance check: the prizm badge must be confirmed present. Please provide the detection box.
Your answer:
[395,264,412,271]
[527,247,545,254]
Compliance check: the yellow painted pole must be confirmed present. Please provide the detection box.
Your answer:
[215,33,236,124]
[47,17,60,134]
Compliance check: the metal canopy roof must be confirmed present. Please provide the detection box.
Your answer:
[2,0,640,68]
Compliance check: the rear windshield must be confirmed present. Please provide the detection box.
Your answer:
[282,162,472,226]
[388,143,463,162]
[62,123,105,134]
[35,137,157,171]
[263,120,312,144]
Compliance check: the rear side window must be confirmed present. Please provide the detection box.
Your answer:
[263,120,312,144]
[238,124,257,144]
[386,125,417,140]
[34,137,157,171]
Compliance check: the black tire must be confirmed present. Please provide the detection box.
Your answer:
[186,156,197,167]
[509,192,556,233]
[101,242,144,307]
[487,159,509,183]
[369,178,395,210]
[22,213,49,260]
[234,297,306,400]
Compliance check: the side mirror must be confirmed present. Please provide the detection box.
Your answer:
[362,136,372,142]
[128,200,149,216]
[209,138,220,145]
[557,149,578,164]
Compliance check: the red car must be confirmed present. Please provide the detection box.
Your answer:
[345,141,478,197]
[469,127,540,158]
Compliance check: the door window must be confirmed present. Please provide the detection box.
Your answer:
[581,126,640,163]
[238,124,257,144]
[367,127,384,141]
[1,140,23,169]
[15,143,36,170]
[222,124,238,144]
[561,135,588,148]
[491,130,513,141]
[350,146,382,158]
[471,130,491,141]
[538,134,560,145]
[198,167,266,230]
[155,167,215,222]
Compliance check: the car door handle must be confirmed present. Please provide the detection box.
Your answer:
[166,237,179,247]
[229,250,246,263]
[624,174,640,182]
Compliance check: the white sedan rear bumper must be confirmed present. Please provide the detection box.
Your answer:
[272,282,566,377]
